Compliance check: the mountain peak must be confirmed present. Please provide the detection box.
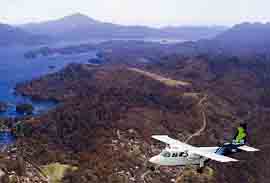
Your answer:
[70,12,86,17]
[60,13,99,24]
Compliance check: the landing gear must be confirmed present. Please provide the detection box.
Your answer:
[148,164,160,172]
[197,158,205,173]
[197,167,204,174]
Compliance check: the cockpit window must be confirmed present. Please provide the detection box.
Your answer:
[172,153,178,157]
[161,151,171,157]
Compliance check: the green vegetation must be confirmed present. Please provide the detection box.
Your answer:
[176,167,215,183]
[41,163,78,183]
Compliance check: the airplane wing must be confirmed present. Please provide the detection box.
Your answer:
[237,145,260,152]
[190,149,238,163]
[152,135,193,150]
[198,147,220,153]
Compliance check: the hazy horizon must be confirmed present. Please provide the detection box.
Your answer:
[1,0,270,27]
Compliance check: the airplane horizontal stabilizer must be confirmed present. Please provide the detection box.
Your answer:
[237,145,260,152]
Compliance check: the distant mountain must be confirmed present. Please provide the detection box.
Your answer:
[171,22,270,58]
[214,22,270,47]
[0,23,49,46]
[21,13,227,42]
[23,22,270,60]
[21,13,100,36]
[209,22,270,56]
[161,26,227,40]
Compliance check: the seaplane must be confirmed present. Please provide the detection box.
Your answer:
[149,123,259,171]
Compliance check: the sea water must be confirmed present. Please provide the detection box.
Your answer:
[0,46,95,118]
[0,131,15,145]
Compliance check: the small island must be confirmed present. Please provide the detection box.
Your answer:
[16,103,34,115]
[0,102,8,113]
[88,58,103,65]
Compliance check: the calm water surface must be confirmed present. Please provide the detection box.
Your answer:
[0,46,95,118]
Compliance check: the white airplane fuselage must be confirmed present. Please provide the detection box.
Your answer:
[149,146,217,167]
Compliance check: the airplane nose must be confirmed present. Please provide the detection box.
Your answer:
[149,156,159,164]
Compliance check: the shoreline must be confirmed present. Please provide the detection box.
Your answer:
[0,85,58,119]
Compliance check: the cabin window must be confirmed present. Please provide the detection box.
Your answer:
[172,153,178,157]
[161,151,171,157]
[179,152,188,157]
[179,152,183,157]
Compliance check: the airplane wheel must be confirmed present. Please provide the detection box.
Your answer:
[197,167,204,174]
[150,166,155,172]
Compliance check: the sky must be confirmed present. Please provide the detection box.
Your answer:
[1,0,270,27]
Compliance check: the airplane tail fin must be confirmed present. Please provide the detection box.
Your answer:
[216,123,259,155]
[232,123,260,151]
[232,123,247,145]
